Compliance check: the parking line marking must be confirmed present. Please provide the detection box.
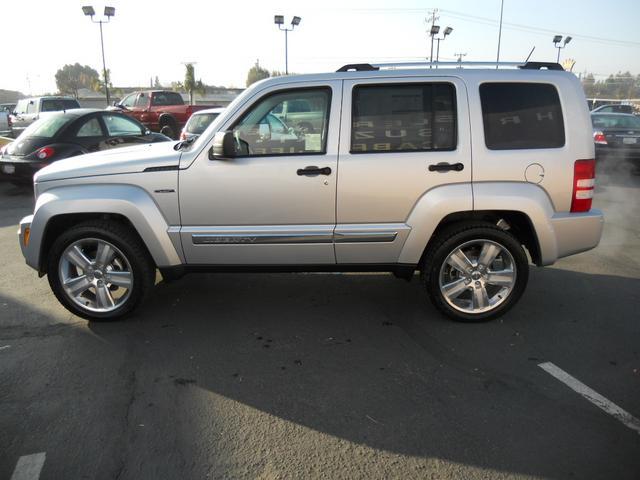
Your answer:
[0,345,10,350]
[10,452,46,480]
[539,362,640,435]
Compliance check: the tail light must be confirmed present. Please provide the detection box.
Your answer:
[7,115,12,128]
[35,146,55,160]
[593,131,607,145]
[571,159,595,213]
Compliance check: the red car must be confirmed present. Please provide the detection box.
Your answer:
[111,90,217,139]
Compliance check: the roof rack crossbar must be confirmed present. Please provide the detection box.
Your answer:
[336,61,564,71]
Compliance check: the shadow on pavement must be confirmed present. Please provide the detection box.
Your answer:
[80,268,640,479]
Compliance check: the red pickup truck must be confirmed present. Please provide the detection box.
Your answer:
[111,90,216,139]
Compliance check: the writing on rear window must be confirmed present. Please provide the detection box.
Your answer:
[480,82,565,150]
[351,83,456,153]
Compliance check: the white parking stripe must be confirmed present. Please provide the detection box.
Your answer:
[10,453,46,480]
[539,362,640,435]
[0,345,10,350]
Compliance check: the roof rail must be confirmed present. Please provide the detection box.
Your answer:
[336,61,564,71]
[336,63,379,72]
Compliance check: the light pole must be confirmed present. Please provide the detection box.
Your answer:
[429,25,440,68]
[435,27,453,67]
[553,35,572,63]
[274,15,301,75]
[82,5,115,106]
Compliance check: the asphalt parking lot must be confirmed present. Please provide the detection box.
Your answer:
[0,167,639,479]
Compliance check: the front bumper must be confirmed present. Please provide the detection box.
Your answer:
[18,215,36,269]
[550,209,604,261]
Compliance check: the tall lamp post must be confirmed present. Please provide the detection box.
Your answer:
[274,15,301,75]
[553,35,572,63]
[429,25,440,68]
[82,5,115,106]
[435,27,453,67]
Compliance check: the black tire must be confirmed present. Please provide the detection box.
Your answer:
[422,222,529,322]
[160,123,176,139]
[47,220,156,321]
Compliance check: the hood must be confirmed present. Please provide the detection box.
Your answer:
[35,141,181,183]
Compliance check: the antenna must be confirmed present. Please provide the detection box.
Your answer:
[524,46,535,63]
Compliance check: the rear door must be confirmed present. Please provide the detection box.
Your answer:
[336,76,471,263]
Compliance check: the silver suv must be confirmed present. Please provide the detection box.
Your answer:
[17,61,604,322]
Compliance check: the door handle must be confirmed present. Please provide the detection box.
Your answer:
[297,166,332,176]
[428,162,464,172]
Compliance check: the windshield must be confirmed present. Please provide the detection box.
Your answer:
[592,114,640,129]
[186,113,220,134]
[21,115,75,138]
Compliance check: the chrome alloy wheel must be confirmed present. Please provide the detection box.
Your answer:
[439,239,517,315]
[58,238,133,313]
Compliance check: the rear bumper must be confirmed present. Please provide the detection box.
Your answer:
[549,209,604,261]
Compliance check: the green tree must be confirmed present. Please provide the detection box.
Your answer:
[55,63,100,97]
[246,60,270,86]
[183,63,205,105]
[92,68,113,93]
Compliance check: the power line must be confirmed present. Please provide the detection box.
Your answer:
[313,6,640,48]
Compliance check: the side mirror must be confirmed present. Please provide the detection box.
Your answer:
[209,130,237,160]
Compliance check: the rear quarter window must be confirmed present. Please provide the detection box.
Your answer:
[480,83,564,150]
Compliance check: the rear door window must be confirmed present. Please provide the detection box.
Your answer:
[350,83,457,153]
[480,83,565,150]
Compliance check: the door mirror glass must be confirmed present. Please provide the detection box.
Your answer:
[210,130,237,159]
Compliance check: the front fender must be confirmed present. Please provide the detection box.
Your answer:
[25,184,183,271]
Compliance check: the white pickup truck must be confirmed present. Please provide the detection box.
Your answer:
[10,96,81,136]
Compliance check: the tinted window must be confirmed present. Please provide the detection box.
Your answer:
[103,114,143,136]
[76,117,103,137]
[351,83,456,153]
[22,115,75,138]
[41,99,80,112]
[480,83,564,150]
[186,113,219,134]
[233,88,330,156]
[151,92,184,106]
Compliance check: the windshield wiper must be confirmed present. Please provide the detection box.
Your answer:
[174,136,196,151]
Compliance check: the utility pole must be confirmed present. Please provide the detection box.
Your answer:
[426,9,439,67]
[454,52,467,67]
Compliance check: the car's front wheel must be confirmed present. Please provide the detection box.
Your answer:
[47,220,156,320]
[422,223,529,322]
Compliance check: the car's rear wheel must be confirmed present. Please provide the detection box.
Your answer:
[160,123,176,139]
[422,223,529,322]
[47,220,155,321]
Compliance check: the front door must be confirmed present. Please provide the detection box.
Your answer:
[179,81,342,265]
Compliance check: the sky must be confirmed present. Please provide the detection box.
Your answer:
[2,0,639,95]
